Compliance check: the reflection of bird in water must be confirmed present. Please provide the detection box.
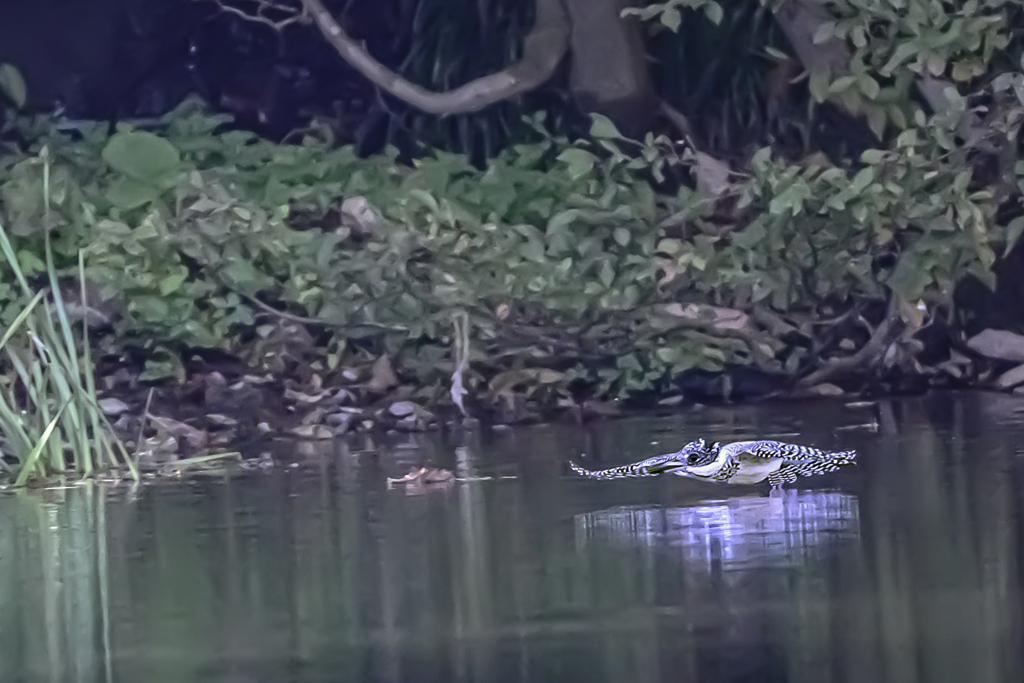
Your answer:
[574,490,861,569]
[570,438,856,491]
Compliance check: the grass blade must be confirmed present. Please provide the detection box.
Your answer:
[13,399,69,487]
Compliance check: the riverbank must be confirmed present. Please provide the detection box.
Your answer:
[3,101,1024,473]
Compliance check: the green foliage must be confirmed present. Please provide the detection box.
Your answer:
[0,62,26,145]
[0,213,136,486]
[101,130,184,209]
[821,0,1010,85]
[642,0,827,158]
[630,0,1018,300]
[733,135,997,306]
[0,105,678,399]
[0,63,26,110]
[806,0,1011,138]
[0,91,1002,408]
[6,0,1024,409]
[624,0,724,31]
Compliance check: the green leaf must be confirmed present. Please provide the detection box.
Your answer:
[732,221,766,248]
[952,170,971,196]
[589,114,622,140]
[880,42,919,76]
[557,148,596,181]
[1004,216,1024,257]
[895,129,918,148]
[407,188,439,213]
[105,177,163,210]
[828,76,857,94]
[867,108,887,139]
[860,149,886,164]
[131,295,171,320]
[159,268,190,296]
[222,259,265,289]
[14,250,45,275]
[857,75,881,100]
[102,131,181,183]
[888,250,931,300]
[849,166,875,195]
[655,347,679,363]
[0,63,27,109]
[812,21,835,45]
[808,69,831,102]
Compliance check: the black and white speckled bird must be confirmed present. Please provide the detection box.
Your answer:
[569,438,856,489]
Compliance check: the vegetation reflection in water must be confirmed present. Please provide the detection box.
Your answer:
[1,394,1024,683]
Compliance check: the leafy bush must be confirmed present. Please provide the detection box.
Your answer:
[0,181,136,485]
[3,1,1024,411]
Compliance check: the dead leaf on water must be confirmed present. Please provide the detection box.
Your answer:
[806,383,845,396]
[289,424,334,440]
[386,466,455,490]
[284,386,329,404]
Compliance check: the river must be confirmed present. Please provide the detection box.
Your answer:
[2,391,1023,683]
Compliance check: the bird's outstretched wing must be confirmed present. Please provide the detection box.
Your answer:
[568,439,715,480]
[730,440,857,464]
[569,452,686,480]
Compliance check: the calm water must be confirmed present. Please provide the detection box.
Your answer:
[3,392,1024,683]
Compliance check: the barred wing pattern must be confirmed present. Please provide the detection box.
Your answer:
[732,440,857,464]
[712,440,857,485]
[570,438,856,487]
[765,449,858,485]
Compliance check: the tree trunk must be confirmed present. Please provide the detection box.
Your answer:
[563,0,658,137]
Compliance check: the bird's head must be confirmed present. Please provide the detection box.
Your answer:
[668,438,722,478]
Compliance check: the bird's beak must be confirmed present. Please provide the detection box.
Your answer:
[666,465,699,479]
[648,460,687,475]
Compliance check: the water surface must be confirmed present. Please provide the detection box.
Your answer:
[2,392,1024,683]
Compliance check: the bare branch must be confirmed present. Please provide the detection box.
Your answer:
[205,0,308,30]
[299,0,569,115]
[796,295,903,388]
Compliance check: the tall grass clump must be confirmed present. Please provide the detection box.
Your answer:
[0,149,137,487]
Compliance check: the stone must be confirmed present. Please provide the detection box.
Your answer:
[388,401,417,417]
[97,397,130,416]
[966,329,1024,363]
[995,363,1024,389]
[807,383,845,396]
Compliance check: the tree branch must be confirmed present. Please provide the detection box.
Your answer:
[205,0,308,30]
[796,295,902,388]
[299,0,570,115]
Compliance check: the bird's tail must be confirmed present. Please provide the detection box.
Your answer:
[792,449,857,476]
[823,449,857,465]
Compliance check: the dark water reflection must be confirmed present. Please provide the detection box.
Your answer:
[3,392,1024,683]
